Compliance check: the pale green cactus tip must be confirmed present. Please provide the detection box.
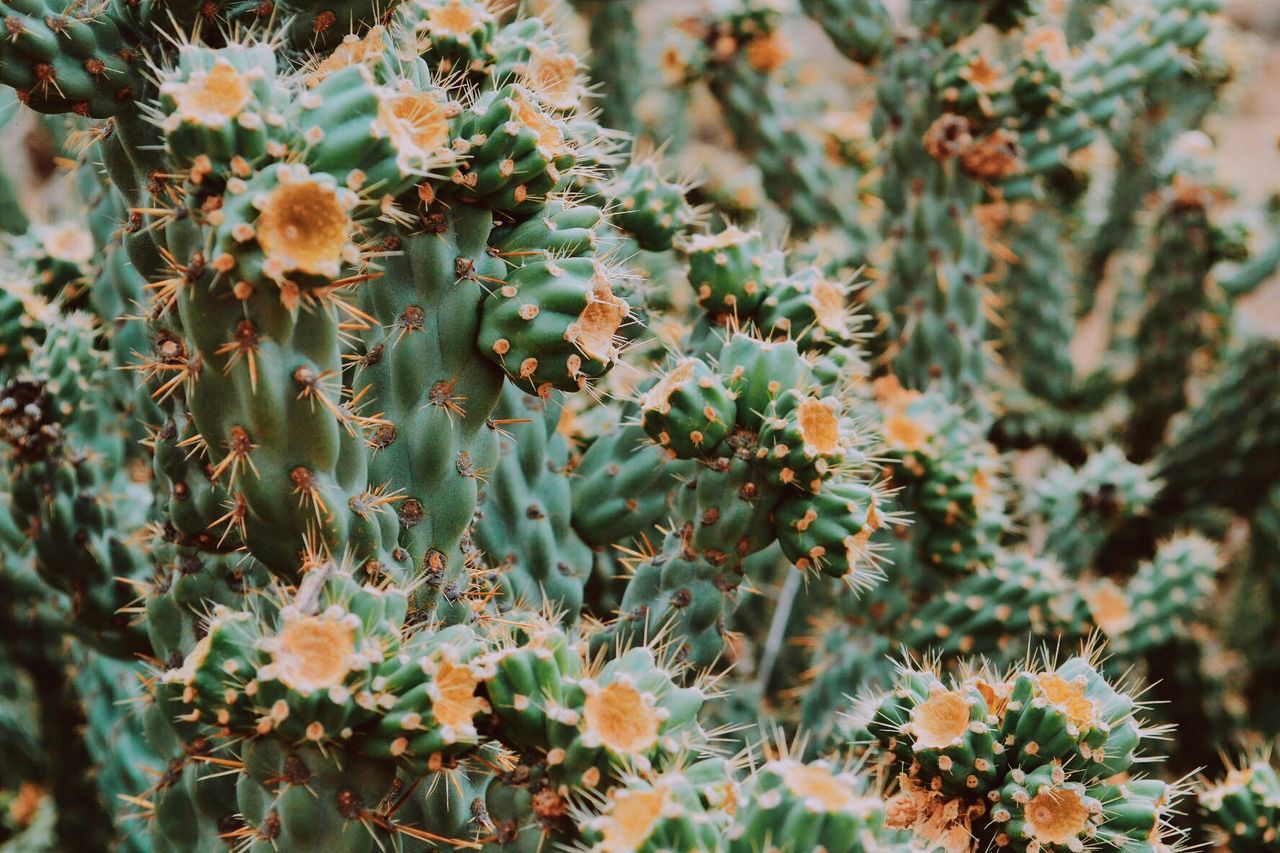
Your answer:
[1198,751,1280,850]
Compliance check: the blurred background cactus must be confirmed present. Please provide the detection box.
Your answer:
[0,0,1279,850]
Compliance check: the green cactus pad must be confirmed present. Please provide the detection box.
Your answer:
[775,479,883,579]
[756,390,864,492]
[638,357,736,459]
[607,161,699,252]
[683,226,775,316]
[478,255,632,394]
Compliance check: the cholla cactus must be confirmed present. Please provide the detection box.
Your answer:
[868,651,1186,852]
[0,0,1276,849]
[1199,751,1280,851]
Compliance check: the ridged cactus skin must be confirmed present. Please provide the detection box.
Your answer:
[900,551,1067,660]
[0,92,28,235]
[872,654,1185,851]
[479,254,631,393]
[0,0,145,117]
[988,202,1106,462]
[475,386,591,612]
[728,755,909,852]
[607,160,699,252]
[668,5,867,241]
[639,356,736,459]
[1026,446,1158,576]
[0,313,150,655]
[775,479,883,578]
[1155,335,1280,519]
[0,0,1277,849]
[1075,533,1218,656]
[569,0,643,138]
[875,378,1005,575]
[1004,0,1222,197]
[682,226,775,316]
[1199,754,1280,851]
[569,416,687,550]
[235,740,399,850]
[580,762,728,852]
[353,209,509,609]
[1125,150,1231,461]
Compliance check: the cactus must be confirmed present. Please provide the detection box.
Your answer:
[900,550,1068,661]
[1124,136,1235,461]
[874,377,1006,576]
[1155,333,1280,520]
[579,760,730,852]
[728,750,909,852]
[871,652,1188,852]
[1025,445,1159,576]
[475,385,592,612]
[669,3,868,241]
[1075,533,1219,657]
[1199,752,1280,851]
[569,0,645,139]
[1003,0,1221,198]
[994,204,1079,410]
[0,0,1276,849]
[0,312,151,654]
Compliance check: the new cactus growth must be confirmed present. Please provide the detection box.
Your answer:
[1199,752,1280,851]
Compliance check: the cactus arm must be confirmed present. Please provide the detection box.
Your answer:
[798,0,893,66]
[1155,335,1280,520]
[354,209,507,609]
[1003,0,1220,198]
[570,0,644,137]
[1220,229,1280,297]
[0,0,146,118]
[474,384,592,614]
[1124,191,1224,460]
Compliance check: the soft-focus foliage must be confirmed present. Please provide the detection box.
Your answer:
[0,0,1277,850]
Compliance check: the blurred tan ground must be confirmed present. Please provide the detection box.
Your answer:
[1221,1,1280,333]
